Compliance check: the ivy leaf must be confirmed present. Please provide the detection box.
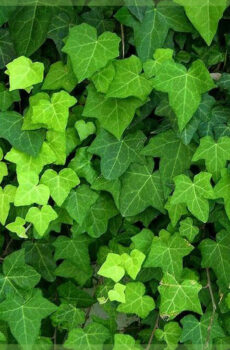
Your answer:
[113,334,139,350]
[40,168,80,207]
[58,281,96,308]
[165,198,188,227]
[143,48,174,79]
[158,273,202,320]
[0,111,45,157]
[0,249,40,298]
[0,289,57,346]
[108,283,126,303]
[91,62,115,94]
[193,136,230,180]
[0,185,16,225]
[144,230,193,279]
[106,55,152,101]
[68,147,98,184]
[180,312,225,346]
[9,4,52,57]
[152,59,215,130]
[64,322,110,350]
[6,56,44,91]
[23,241,56,282]
[91,176,120,208]
[89,129,146,180]
[120,159,165,217]
[174,0,227,45]
[142,130,194,196]
[46,130,66,166]
[117,282,155,318]
[214,169,230,219]
[53,234,92,286]
[42,61,77,92]
[170,172,214,222]
[155,322,182,350]
[31,91,77,132]
[98,253,125,283]
[6,217,27,238]
[179,218,199,242]
[83,85,143,140]
[14,172,50,207]
[199,230,230,290]
[122,249,146,280]
[0,28,16,69]
[51,304,85,331]
[25,205,58,236]
[62,23,120,82]
[0,83,20,112]
[131,229,154,255]
[75,120,96,142]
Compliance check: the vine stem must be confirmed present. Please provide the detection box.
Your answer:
[204,268,217,349]
[146,313,160,350]
[120,24,125,59]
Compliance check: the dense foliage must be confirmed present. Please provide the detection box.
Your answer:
[1,0,230,348]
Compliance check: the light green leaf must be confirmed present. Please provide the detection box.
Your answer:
[174,0,227,45]
[0,289,57,346]
[193,136,230,180]
[0,185,16,225]
[106,55,152,101]
[14,172,50,207]
[214,169,230,219]
[91,62,115,94]
[25,205,58,236]
[121,249,146,280]
[62,23,120,82]
[170,172,214,222]
[98,253,125,283]
[0,161,7,184]
[108,283,126,303]
[75,120,96,141]
[144,230,193,278]
[152,59,215,130]
[89,129,146,180]
[117,281,155,318]
[120,159,165,217]
[165,198,188,227]
[113,334,139,350]
[46,130,66,166]
[143,48,174,79]
[83,84,143,140]
[0,249,40,298]
[131,229,154,255]
[42,61,77,92]
[51,304,85,330]
[199,230,230,289]
[6,217,27,238]
[155,322,182,350]
[158,273,202,320]
[180,312,225,346]
[40,168,80,207]
[179,218,199,242]
[6,56,44,91]
[64,322,110,350]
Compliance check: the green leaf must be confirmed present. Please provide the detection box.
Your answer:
[0,28,16,69]
[6,217,27,238]
[152,59,215,130]
[64,322,110,350]
[14,172,50,207]
[131,229,154,254]
[180,312,225,346]
[106,55,152,101]
[0,289,57,346]
[42,61,77,92]
[89,129,146,180]
[155,322,182,350]
[144,230,193,278]
[117,281,155,318]
[120,159,165,217]
[83,85,143,140]
[108,283,126,303]
[113,334,139,350]
[91,176,120,208]
[40,168,80,207]
[91,62,115,94]
[214,169,230,219]
[25,205,58,236]
[63,185,99,225]
[51,304,85,330]
[0,83,20,112]
[0,249,40,298]
[143,48,174,79]
[6,56,44,92]
[75,120,96,142]
[179,217,199,242]
[62,23,120,82]
[0,111,45,157]
[170,172,214,222]
[98,253,125,283]
[193,136,230,180]
[158,273,202,320]
[142,130,194,196]
[165,198,188,227]
[69,147,98,184]
[174,0,227,45]
[58,281,95,308]
[0,185,16,225]
[121,249,146,280]
[9,4,52,57]
[199,230,230,289]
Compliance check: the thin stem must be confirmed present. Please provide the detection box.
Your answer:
[121,24,125,59]
[204,268,217,349]
[146,312,160,350]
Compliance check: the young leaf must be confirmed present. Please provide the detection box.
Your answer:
[6,217,27,238]
[0,185,16,225]
[108,283,126,303]
[25,205,58,236]
[214,169,230,219]
[42,61,77,92]
[98,253,125,283]
[179,217,199,242]
[155,322,182,350]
